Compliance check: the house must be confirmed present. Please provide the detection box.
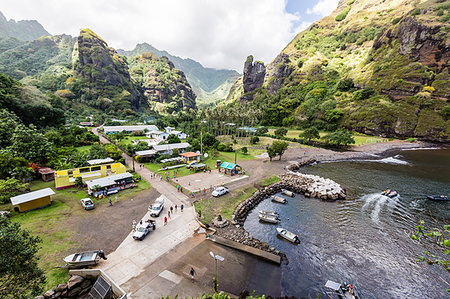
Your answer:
[103,125,158,134]
[165,127,188,139]
[85,172,134,197]
[38,167,55,182]
[10,188,55,212]
[180,152,201,164]
[87,158,114,165]
[152,142,191,155]
[55,162,127,190]
[146,130,169,140]
[135,149,158,162]
[80,122,94,127]
[219,162,242,175]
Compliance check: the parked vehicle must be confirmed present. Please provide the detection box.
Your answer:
[80,198,95,210]
[271,195,287,204]
[149,198,164,217]
[325,280,360,299]
[0,211,10,217]
[212,186,229,197]
[63,250,107,268]
[276,227,299,243]
[133,221,156,240]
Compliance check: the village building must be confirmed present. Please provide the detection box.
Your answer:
[38,167,55,182]
[103,125,158,134]
[135,149,158,162]
[152,142,191,155]
[219,161,243,175]
[180,152,201,164]
[10,188,55,212]
[146,130,169,140]
[165,127,188,139]
[85,172,134,197]
[87,158,115,165]
[54,162,127,190]
[79,121,94,127]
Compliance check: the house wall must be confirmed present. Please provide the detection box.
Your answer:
[55,163,126,190]
[17,195,52,212]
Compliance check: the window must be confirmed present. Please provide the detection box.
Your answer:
[107,165,111,169]
[79,168,90,173]
[91,166,101,171]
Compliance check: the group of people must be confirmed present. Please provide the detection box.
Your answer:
[163,204,184,225]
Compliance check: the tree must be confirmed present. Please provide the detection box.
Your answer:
[0,153,29,180]
[241,147,248,154]
[274,127,288,137]
[167,134,181,144]
[250,136,260,144]
[74,176,84,188]
[89,144,108,160]
[0,217,45,298]
[256,127,268,135]
[267,140,289,161]
[336,78,354,91]
[202,132,217,147]
[300,127,320,143]
[0,178,29,204]
[7,124,53,164]
[322,130,355,147]
[410,221,449,293]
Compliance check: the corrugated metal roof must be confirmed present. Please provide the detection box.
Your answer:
[85,172,133,189]
[103,125,158,133]
[153,142,190,152]
[10,188,55,205]
[219,162,239,170]
[135,149,157,157]
[87,158,114,165]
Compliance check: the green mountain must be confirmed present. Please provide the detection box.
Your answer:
[118,43,240,106]
[228,0,450,141]
[0,11,49,41]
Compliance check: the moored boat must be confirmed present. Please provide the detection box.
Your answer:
[258,213,279,224]
[63,250,107,268]
[259,210,279,219]
[281,189,294,197]
[271,195,287,204]
[427,195,449,201]
[276,227,299,243]
[325,280,360,299]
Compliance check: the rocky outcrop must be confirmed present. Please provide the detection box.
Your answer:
[0,11,50,41]
[37,275,94,299]
[241,55,266,101]
[266,53,293,94]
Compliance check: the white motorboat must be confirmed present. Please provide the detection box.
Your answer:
[276,227,299,243]
[325,280,360,299]
[63,250,107,268]
[258,213,279,224]
[259,210,279,219]
[282,189,294,197]
[271,195,287,204]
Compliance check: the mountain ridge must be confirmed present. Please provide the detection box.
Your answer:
[0,11,49,41]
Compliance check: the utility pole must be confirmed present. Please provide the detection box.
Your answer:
[209,251,224,293]
[200,129,203,155]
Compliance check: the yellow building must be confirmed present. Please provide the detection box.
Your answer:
[55,162,127,190]
[10,188,55,212]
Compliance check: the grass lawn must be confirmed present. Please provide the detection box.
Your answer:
[194,175,280,225]
[120,135,149,146]
[5,178,150,289]
[75,145,93,153]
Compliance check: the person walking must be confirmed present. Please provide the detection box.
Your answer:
[109,198,113,206]
[190,267,195,282]
[164,216,168,225]
[115,195,118,202]
[181,204,184,212]
[168,210,171,218]
[170,206,173,213]
[132,220,137,231]
[175,204,178,211]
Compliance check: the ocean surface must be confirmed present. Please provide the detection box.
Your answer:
[244,148,450,298]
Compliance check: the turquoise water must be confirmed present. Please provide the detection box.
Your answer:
[244,148,450,298]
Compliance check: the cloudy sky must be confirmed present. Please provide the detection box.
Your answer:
[1,0,339,71]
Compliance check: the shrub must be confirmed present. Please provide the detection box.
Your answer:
[422,85,435,93]
[241,147,248,154]
[274,127,288,137]
[250,136,260,144]
[336,6,351,21]
[337,78,354,91]
[297,60,304,68]
[411,8,421,16]
[439,105,450,119]
[353,87,375,101]
[217,143,233,152]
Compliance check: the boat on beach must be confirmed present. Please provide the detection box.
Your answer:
[427,195,449,201]
[281,189,294,197]
[258,213,279,224]
[63,250,107,268]
[259,210,279,219]
[276,227,299,243]
[271,195,287,204]
[325,280,360,299]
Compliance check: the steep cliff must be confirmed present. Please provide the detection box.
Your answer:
[128,52,197,113]
[228,0,450,141]
[241,55,266,101]
[0,11,49,41]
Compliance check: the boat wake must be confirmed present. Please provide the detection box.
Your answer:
[361,193,400,224]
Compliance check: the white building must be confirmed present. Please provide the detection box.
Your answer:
[152,142,191,155]
[146,130,169,140]
[103,125,158,134]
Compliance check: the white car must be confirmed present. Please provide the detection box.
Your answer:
[80,198,95,210]
[212,186,229,197]
[149,198,164,217]
[133,221,156,240]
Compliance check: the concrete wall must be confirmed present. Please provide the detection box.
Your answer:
[55,163,126,189]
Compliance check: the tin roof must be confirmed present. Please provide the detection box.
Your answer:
[87,158,114,165]
[153,142,190,152]
[85,172,133,189]
[219,162,240,170]
[10,188,55,205]
[180,152,201,157]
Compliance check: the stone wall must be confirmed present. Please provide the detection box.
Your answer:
[36,275,95,299]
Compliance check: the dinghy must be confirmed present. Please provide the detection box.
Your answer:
[281,189,294,197]
[381,189,399,198]
[325,280,360,299]
[427,195,449,201]
[276,227,299,243]
[258,213,279,224]
[63,250,107,268]
[259,210,279,219]
[271,195,287,204]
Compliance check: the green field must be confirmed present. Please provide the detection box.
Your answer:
[5,178,150,289]
[120,135,149,146]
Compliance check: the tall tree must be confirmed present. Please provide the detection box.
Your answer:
[0,217,45,298]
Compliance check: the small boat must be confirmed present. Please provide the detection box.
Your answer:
[281,189,294,197]
[259,210,279,219]
[276,227,299,243]
[63,250,107,268]
[259,213,279,224]
[381,189,398,198]
[427,195,449,201]
[325,280,360,299]
[271,195,287,204]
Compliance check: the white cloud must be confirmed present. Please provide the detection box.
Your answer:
[307,0,340,17]
[1,0,305,71]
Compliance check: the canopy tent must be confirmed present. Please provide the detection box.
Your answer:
[219,162,240,170]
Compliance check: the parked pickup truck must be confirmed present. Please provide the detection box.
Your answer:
[133,221,156,241]
[149,198,164,217]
